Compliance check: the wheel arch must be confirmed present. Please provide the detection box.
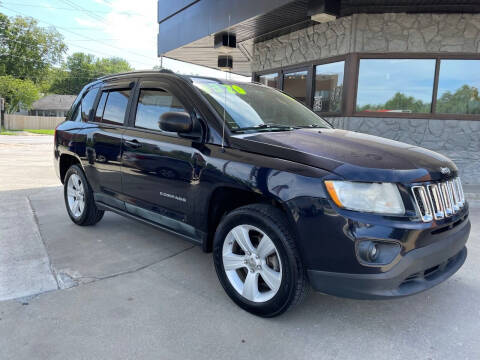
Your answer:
[59,153,83,183]
[203,186,296,253]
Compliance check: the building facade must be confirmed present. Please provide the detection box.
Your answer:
[157,1,480,186]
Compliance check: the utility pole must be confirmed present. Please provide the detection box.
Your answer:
[0,97,5,130]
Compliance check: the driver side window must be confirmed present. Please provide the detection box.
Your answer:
[135,89,186,135]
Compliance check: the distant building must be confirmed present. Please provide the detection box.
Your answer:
[29,95,77,117]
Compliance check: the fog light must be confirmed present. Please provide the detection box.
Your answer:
[357,240,401,265]
[369,243,378,261]
[361,241,379,262]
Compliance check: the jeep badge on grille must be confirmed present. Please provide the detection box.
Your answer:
[440,167,451,175]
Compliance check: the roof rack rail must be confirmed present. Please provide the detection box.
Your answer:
[96,69,179,81]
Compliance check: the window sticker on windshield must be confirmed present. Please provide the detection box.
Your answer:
[196,82,247,96]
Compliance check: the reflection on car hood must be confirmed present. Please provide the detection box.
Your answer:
[230,128,457,183]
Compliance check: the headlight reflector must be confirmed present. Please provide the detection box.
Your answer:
[325,181,405,215]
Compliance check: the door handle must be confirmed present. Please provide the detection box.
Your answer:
[124,139,142,149]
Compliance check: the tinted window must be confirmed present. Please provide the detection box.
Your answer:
[436,59,480,115]
[258,73,278,88]
[283,70,307,104]
[356,59,436,113]
[81,87,99,122]
[314,61,344,113]
[95,92,108,122]
[135,89,185,132]
[102,90,130,125]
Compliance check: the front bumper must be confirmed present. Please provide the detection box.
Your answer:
[307,217,470,299]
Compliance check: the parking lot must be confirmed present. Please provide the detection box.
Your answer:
[0,135,479,360]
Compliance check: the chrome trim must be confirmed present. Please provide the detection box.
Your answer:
[427,184,444,220]
[411,185,433,222]
[440,182,453,216]
[412,177,465,223]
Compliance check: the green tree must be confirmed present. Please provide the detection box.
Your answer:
[0,13,67,83]
[0,75,40,113]
[49,53,133,94]
[359,92,430,113]
[436,85,480,114]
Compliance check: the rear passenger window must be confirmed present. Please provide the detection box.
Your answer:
[135,89,186,132]
[81,87,99,122]
[101,89,130,125]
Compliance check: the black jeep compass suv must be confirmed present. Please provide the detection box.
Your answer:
[54,70,470,317]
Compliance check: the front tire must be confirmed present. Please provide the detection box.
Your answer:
[64,165,104,226]
[213,204,307,317]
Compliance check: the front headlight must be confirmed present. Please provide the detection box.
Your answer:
[324,181,405,215]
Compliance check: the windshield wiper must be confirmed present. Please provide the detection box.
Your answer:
[232,124,295,132]
[294,124,325,128]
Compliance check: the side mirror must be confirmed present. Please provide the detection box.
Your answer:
[159,111,192,133]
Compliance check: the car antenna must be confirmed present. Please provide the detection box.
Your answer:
[221,14,231,152]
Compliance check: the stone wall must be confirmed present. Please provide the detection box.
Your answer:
[327,117,480,185]
[252,12,480,185]
[251,13,480,71]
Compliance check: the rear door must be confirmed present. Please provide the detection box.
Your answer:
[83,79,135,208]
[121,78,202,238]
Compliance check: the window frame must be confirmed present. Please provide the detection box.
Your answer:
[252,52,480,121]
[282,67,310,107]
[354,57,437,115]
[89,79,136,127]
[313,59,347,114]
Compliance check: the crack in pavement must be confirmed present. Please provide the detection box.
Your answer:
[70,245,196,284]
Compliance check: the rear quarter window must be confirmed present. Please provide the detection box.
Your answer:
[66,86,99,122]
[81,88,99,121]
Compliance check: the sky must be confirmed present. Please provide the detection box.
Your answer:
[0,0,249,81]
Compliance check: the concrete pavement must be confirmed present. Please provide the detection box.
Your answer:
[0,135,479,360]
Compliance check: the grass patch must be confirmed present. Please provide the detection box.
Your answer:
[24,129,55,135]
[0,130,17,135]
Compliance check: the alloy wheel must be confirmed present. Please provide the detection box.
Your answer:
[222,224,283,303]
[67,173,85,218]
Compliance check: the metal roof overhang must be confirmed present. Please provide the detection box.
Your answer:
[157,0,480,76]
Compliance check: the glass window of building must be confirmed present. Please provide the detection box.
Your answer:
[436,59,480,115]
[283,70,308,104]
[258,73,278,88]
[356,59,436,114]
[314,61,345,112]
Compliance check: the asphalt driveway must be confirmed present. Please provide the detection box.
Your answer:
[0,135,479,360]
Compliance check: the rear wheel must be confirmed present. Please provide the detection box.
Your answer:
[213,204,307,317]
[64,165,104,226]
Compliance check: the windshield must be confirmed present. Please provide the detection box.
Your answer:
[191,78,332,132]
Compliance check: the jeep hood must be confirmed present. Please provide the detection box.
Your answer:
[229,128,457,183]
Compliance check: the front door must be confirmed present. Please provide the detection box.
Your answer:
[120,79,204,238]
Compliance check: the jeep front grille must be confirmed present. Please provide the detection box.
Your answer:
[411,177,465,222]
